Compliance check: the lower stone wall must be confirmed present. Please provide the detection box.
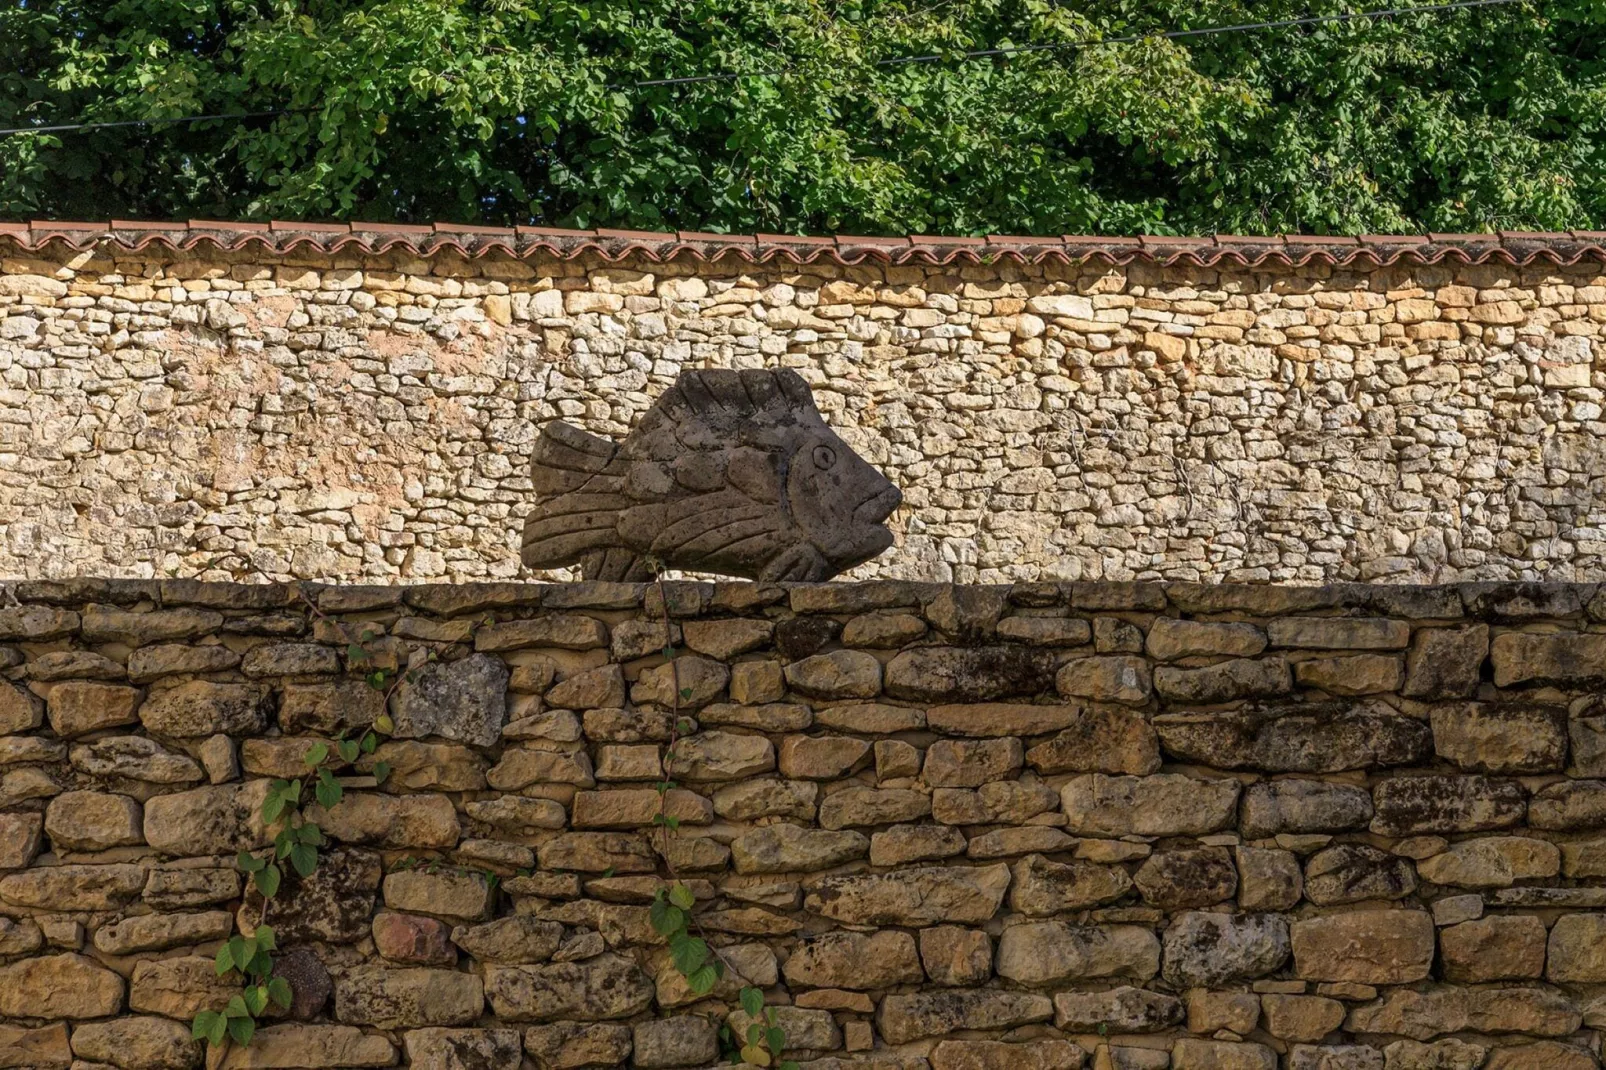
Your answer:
[3,578,1606,1069]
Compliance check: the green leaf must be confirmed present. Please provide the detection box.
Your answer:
[253,865,281,898]
[669,931,708,976]
[314,766,343,810]
[780,1063,801,1070]
[648,898,683,936]
[372,760,391,785]
[687,962,720,994]
[227,1014,256,1047]
[192,1010,222,1044]
[360,731,378,754]
[746,1024,764,1046]
[668,884,696,910]
[679,687,694,699]
[289,842,319,877]
[336,738,359,764]
[297,823,325,846]
[304,741,329,767]
[236,851,264,873]
[214,944,234,977]
[740,987,765,1018]
[767,1027,785,1053]
[600,866,616,879]
[267,976,294,1010]
[243,984,268,1016]
[225,995,249,1019]
[254,925,277,952]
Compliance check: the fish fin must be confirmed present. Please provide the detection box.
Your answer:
[579,547,654,582]
[761,542,831,582]
[530,421,618,496]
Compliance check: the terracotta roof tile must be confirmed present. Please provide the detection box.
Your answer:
[1,219,1602,268]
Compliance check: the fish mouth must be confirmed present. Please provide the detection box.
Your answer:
[852,484,903,527]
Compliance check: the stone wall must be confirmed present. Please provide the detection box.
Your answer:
[3,578,1606,1068]
[3,229,1605,585]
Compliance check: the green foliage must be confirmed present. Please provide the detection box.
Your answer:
[4,1,1605,233]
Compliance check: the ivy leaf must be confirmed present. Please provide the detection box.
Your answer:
[314,766,343,810]
[668,884,696,910]
[254,925,277,952]
[336,738,359,764]
[303,741,329,767]
[740,987,765,1018]
[224,995,249,1019]
[647,898,683,936]
[745,1023,765,1046]
[372,760,391,785]
[236,850,264,873]
[243,984,269,1016]
[227,1015,256,1047]
[360,731,378,754]
[214,943,235,978]
[766,1027,785,1054]
[669,931,708,976]
[686,963,720,994]
[253,865,282,898]
[267,976,294,1010]
[289,842,319,877]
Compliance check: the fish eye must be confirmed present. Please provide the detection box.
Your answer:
[811,445,837,470]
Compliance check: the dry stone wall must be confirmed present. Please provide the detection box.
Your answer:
[3,578,1606,1068]
[3,236,1606,584]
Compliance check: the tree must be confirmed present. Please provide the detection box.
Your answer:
[3,0,1604,235]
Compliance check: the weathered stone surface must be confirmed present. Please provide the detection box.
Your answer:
[933,780,1058,826]
[465,795,567,833]
[807,864,1010,926]
[0,1022,70,1069]
[1161,912,1289,988]
[543,665,627,711]
[632,655,729,708]
[129,955,241,1019]
[1171,1040,1278,1070]
[1531,778,1606,829]
[216,1025,396,1068]
[779,735,872,779]
[0,811,42,869]
[1009,854,1132,914]
[1416,836,1559,888]
[44,789,143,851]
[1023,707,1160,775]
[930,1039,1087,1070]
[0,953,124,1018]
[474,615,608,652]
[303,791,461,848]
[1370,776,1527,835]
[997,921,1160,986]
[538,832,657,873]
[143,779,274,855]
[140,681,269,737]
[69,1015,200,1070]
[127,642,241,682]
[784,650,882,699]
[571,787,711,829]
[878,989,1054,1044]
[1147,618,1267,660]
[402,1028,522,1070]
[1134,847,1238,909]
[783,930,923,989]
[93,910,233,955]
[1402,625,1489,699]
[1241,780,1374,839]
[239,848,382,944]
[665,730,774,780]
[1061,773,1240,836]
[1491,631,1606,687]
[919,926,993,987]
[631,1017,718,1069]
[71,735,203,785]
[278,679,385,734]
[1379,1039,1487,1070]
[885,646,1059,702]
[1269,617,1410,650]
[388,652,508,746]
[47,681,141,737]
[522,1022,632,1069]
[1156,705,1431,772]
[1304,845,1417,906]
[1053,987,1182,1033]
[1545,912,1606,981]
[1152,657,1291,703]
[923,738,1022,788]
[1056,656,1151,705]
[732,824,868,873]
[819,785,930,829]
[487,742,595,789]
[1485,1043,1596,1070]
[383,869,492,920]
[868,824,964,867]
[484,953,654,1021]
[1291,910,1434,983]
[1430,702,1567,774]
[0,679,43,733]
[0,862,146,910]
[452,916,564,964]
[1294,654,1404,695]
[333,966,483,1028]
[712,777,818,821]
[1348,985,1580,1041]
[1237,845,1304,912]
[1439,915,1547,981]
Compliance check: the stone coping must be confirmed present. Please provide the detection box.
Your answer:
[5,219,1606,267]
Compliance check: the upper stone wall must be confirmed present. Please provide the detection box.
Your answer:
[3,230,1604,584]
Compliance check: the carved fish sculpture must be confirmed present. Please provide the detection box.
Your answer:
[521,369,902,581]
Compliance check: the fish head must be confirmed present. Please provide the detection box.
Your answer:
[784,425,902,573]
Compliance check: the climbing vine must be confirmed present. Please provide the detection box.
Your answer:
[647,565,796,1070]
[192,566,405,1053]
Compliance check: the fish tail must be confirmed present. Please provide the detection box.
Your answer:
[522,422,628,571]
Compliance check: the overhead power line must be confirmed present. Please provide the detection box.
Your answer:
[0,0,1531,137]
